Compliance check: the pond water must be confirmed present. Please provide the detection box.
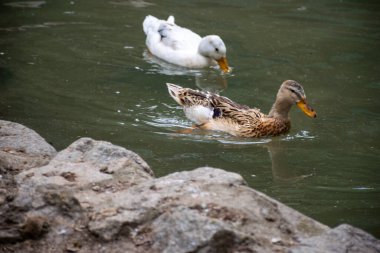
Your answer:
[1,0,379,238]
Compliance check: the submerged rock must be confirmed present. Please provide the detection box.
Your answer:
[0,134,379,253]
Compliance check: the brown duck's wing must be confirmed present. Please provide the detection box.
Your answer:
[178,88,265,124]
[178,88,213,107]
[178,88,248,109]
[209,95,264,123]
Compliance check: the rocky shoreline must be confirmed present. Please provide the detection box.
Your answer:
[0,119,379,253]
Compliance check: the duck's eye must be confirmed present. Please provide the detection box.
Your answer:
[215,48,219,52]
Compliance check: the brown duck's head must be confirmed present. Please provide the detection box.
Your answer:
[278,80,317,118]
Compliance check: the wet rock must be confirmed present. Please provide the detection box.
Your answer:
[0,120,56,173]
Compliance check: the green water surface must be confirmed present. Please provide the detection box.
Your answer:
[0,0,379,238]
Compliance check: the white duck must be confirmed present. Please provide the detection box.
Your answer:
[143,15,230,73]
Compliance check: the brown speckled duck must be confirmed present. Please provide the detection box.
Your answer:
[166,80,317,138]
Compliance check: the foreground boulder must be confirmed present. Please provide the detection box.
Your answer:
[1,137,379,253]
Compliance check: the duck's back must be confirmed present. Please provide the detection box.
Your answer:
[143,15,210,68]
[162,24,201,51]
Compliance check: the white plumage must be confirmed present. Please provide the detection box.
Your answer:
[184,105,214,125]
[143,15,230,72]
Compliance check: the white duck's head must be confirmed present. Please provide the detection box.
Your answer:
[198,35,229,73]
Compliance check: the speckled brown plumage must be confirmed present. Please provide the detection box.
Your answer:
[166,80,316,138]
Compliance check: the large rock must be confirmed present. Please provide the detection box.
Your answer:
[1,137,153,248]
[292,224,380,253]
[0,120,56,173]
[1,137,379,253]
[87,167,329,249]
[0,120,57,235]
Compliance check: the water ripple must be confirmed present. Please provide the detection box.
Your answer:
[4,1,45,8]
[282,130,316,141]
[315,186,378,193]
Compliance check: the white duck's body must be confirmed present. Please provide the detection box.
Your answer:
[143,15,229,72]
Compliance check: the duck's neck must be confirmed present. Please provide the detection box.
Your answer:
[194,52,215,67]
[268,99,292,120]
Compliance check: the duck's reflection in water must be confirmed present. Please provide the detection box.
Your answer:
[194,71,227,93]
[261,140,314,182]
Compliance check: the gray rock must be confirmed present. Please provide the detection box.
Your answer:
[0,120,56,173]
[292,224,380,253]
[88,167,330,252]
[0,120,57,244]
[87,167,248,242]
[1,137,153,247]
[14,137,154,209]
[1,137,379,253]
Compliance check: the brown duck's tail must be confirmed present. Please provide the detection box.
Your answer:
[166,83,184,105]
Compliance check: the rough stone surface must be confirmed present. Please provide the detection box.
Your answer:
[0,120,57,241]
[292,224,380,253]
[0,137,153,251]
[0,120,57,173]
[0,136,379,253]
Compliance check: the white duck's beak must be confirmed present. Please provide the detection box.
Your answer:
[216,57,230,73]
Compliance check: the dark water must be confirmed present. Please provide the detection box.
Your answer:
[1,0,379,237]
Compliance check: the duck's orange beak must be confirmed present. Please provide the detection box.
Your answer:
[216,57,230,73]
[296,99,317,118]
